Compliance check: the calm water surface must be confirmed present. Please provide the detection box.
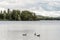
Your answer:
[0,21,60,40]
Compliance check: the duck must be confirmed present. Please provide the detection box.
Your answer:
[22,33,27,36]
[34,33,40,37]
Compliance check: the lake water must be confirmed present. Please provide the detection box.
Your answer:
[0,21,60,40]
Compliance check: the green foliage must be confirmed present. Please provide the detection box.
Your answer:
[0,14,4,20]
[11,10,21,20]
[0,9,60,21]
[21,11,35,21]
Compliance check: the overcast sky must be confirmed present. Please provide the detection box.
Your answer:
[0,0,60,17]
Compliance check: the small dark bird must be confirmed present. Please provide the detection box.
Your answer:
[34,33,40,37]
[34,33,36,35]
[36,34,40,37]
[22,33,27,36]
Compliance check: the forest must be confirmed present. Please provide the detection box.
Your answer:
[0,9,60,21]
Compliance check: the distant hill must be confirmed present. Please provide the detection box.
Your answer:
[36,15,60,20]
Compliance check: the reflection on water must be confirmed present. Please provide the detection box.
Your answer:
[0,21,60,40]
[8,30,40,40]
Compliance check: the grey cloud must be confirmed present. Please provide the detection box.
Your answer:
[0,0,60,11]
[0,0,4,2]
[36,1,60,11]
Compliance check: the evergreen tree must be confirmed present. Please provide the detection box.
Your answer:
[3,10,6,20]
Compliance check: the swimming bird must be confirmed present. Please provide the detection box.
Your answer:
[36,34,40,37]
[34,33,40,37]
[22,33,27,36]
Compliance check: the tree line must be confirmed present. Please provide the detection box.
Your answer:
[0,9,60,21]
[0,9,37,21]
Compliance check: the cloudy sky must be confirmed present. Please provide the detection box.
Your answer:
[0,0,60,17]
